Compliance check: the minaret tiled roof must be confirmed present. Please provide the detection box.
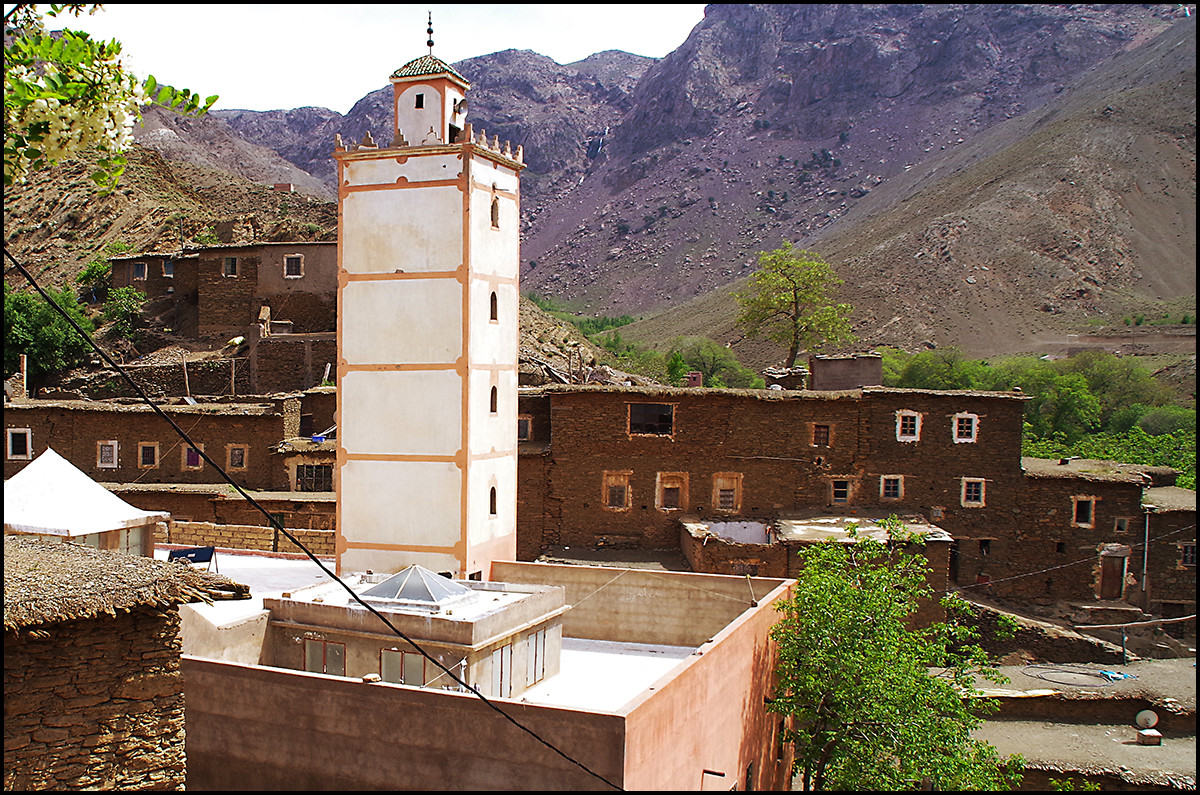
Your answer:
[391,54,469,85]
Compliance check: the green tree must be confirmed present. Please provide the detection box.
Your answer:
[4,282,95,380]
[665,349,687,386]
[671,336,764,388]
[735,243,855,368]
[4,4,217,190]
[76,256,111,301]
[897,347,989,390]
[770,520,1024,791]
[101,285,146,339]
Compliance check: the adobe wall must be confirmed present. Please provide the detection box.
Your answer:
[250,334,338,393]
[182,657,627,790]
[4,610,186,790]
[197,250,258,336]
[622,578,794,791]
[807,354,882,391]
[3,401,294,490]
[680,526,792,577]
[1145,509,1197,609]
[159,521,335,557]
[78,360,252,399]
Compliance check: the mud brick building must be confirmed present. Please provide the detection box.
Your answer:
[517,384,1195,606]
[111,242,336,339]
[3,536,246,790]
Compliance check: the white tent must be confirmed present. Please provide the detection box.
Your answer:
[4,448,167,553]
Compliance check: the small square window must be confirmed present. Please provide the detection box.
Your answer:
[6,428,32,460]
[1114,517,1129,533]
[162,261,174,278]
[223,257,238,277]
[881,476,903,500]
[812,424,831,447]
[1056,542,1066,554]
[961,478,985,507]
[896,411,922,442]
[138,442,159,469]
[953,413,978,443]
[415,93,425,109]
[712,472,743,513]
[1182,544,1196,567]
[228,445,247,470]
[603,471,631,511]
[97,440,118,469]
[656,472,688,511]
[629,403,673,436]
[284,255,303,278]
[1072,498,1095,528]
[831,480,850,504]
[132,262,147,280]
[183,445,204,470]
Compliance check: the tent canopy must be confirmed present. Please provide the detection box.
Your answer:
[3,448,168,537]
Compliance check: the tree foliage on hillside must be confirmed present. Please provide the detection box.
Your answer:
[771,519,1024,791]
[593,331,764,388]
[4,282,95,380]
[735,244,855,368]
[3,3,216,190]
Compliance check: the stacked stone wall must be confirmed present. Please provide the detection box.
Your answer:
[198,253,258,336]
[3,610,186,790]
[259,292,335,334]
[70,359,252,400]
[159,521,334,557]
[252,335,338,393]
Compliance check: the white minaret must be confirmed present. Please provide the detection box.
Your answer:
[334,19,524,579]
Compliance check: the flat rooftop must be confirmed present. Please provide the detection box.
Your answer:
[521,638,694,713]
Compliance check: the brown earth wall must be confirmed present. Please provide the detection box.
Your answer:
[4,610,186,791]
[197,251,258,336]
[159,521,334,557]
[1144,509,1197,607]
[299,388,336,437]
[259,291,335,334]
[213,500,335,532]
[251,335,338,393]
[82,359,253,399]
[3,402,293,490]
[679,528,791,577]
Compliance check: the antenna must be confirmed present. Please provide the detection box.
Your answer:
[427,11,434,53]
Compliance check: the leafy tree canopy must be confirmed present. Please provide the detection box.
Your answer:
[735,243,855,368]
[771,519,1024,790]
[4,282,95,380]
[4,3,217,191]
[101,285,146,339]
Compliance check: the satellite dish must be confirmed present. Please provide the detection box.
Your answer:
[1135,709,1159,728]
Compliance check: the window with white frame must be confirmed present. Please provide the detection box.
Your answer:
[1072,496,1096,528]
[953,412,979,443]
[222,257,238,277]
[284,254,303,278]
[138,442,159,469]
[831,479,851,504]
[6,428,32,460]
[97,440,118,469]
[896,410,922,442]
[880,475,904,501]
[304,639,345,675]
[162,260,174,278]
[961,478,986,507]
[131,261,147,280]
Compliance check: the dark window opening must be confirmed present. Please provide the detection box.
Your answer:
[9,430,30,458]
[489,487,497,516]
[629,403,673,435]
[517,417,531,441]
[832,480,850,503]
[718,488,736,510]
[415,93,424,109]
[490,291,498,321]
[662,486,681,509]
[979,539,991,556]
[140,445,157,467]
[223,257,238,277]
[882,477,901,499]
[489,386,498,414]
[490,196,500,228]
[297,464,333,492]
[1182,544,1196,567]
[813,424,831,447]
[1074,499,1094,526]
[1056,542,1066,554]
[607,485,627,508]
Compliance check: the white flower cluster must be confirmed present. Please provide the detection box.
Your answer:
[4,24,148,185]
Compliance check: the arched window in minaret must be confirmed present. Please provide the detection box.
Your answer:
[489,486,498,516]
[490,290,498,322]
[490,188,500,229]
[490,386,498,414]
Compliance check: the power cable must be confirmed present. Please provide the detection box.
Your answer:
[3,246,623,791]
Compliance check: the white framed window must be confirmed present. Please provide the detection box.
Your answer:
[284,254,303,278]
[656,472,688,511]
[182,444,204,471]
[162,261,174,278]
[1071,496,1096,528]
[227,444,248,470]
[831,479,851,504]
[961,478,986,507]
[953,412,979,443]
[304,639,345,676]
[880,475,904,501]
[713,472,743,513]
[138,442,159,469]
[222,257,238,277]
[131,261,147,280]
[896,410,922,442]
[97,440,118,469]
[6,428,32,460]
[603,471,632,511]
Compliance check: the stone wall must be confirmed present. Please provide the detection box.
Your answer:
[4,610,186,790]
[160,521,335,557]
[75,359,253,400]
[251,334,338,394]
[807,353,882,390]
[197,250,258,336]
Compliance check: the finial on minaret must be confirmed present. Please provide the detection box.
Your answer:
[427,11,434,54]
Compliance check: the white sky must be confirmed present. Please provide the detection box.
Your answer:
[27,4,709,114]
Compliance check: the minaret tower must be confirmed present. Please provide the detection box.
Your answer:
[334,17,524,578]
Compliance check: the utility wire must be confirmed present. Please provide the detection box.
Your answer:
[3,247,622,791]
